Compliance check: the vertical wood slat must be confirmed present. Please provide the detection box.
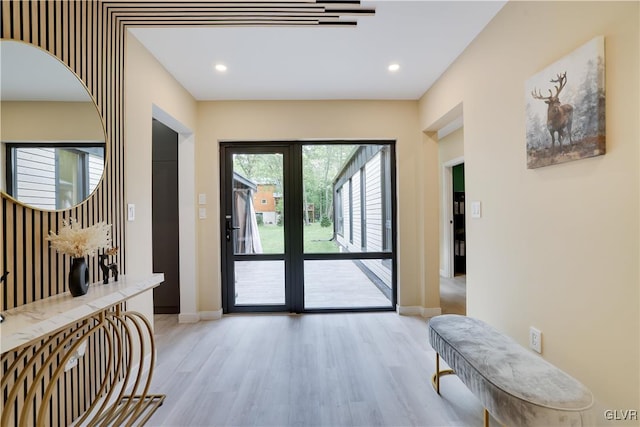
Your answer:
[25,211,33,306]
[29,0,37,43]
[16,205,24,308]
[20,0,28,41]
[1,1,11,38]
[6,204,15,311]
[1,198,5,310]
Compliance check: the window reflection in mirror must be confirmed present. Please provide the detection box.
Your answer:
[0,40,106,210]
[6,143,104,210]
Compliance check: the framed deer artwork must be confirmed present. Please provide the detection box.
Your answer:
[525,36,605,169]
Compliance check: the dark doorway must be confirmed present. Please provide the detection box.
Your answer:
[452,163,466,276]
[152,119,180,313]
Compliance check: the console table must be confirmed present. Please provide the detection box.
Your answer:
[0,274,165,427]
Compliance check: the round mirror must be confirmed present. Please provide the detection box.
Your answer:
[0,40,106,211]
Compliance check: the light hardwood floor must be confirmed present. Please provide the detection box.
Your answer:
[147,311,494,426]
[439,275,466,316]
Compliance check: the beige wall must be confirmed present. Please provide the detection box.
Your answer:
[419,1,639,412]
[195,101,438,312]
[124,33,198,323]
[438,127,464,275]
[1,101,104,141]
[438,128,464,166]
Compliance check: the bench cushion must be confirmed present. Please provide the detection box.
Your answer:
[429,314,594,426]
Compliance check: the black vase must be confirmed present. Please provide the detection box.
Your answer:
[69,257,90,297]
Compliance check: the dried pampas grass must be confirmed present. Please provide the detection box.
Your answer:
[47,218,112,258]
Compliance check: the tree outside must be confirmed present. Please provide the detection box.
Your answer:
[234,145,357,252]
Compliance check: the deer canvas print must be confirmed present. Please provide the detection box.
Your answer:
[525,36,605,169]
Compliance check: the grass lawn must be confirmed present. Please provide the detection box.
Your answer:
[257,222,340,254]
[257,224,284,253]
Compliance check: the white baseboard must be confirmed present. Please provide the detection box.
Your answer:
[177,310,223,323]
[199,310,223,321]
[178,313,200,323]
[396,305,423,316]
[396,305,442,318]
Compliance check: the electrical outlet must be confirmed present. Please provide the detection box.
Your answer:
[529,327,542,353]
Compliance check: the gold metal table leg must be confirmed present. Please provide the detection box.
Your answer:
[1,306,165,426]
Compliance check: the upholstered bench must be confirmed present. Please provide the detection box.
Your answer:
[428,314,594,426]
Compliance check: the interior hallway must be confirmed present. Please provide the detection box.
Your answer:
[440,275,466,316]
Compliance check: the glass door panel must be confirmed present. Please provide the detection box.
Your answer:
[234,260,285,305]
[302,143,395,310]
[304,259,392,309]
[223,148,288,312]
[301,144,357,254]
[232,153,284,255]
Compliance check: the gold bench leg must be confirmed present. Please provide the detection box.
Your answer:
[431,355,498,427]
[431,352,455,395]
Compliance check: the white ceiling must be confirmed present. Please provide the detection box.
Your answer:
[129,1,506,101]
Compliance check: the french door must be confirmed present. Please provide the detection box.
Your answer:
[220,141,396,313]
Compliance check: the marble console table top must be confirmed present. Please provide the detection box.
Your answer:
[0,273,164,354]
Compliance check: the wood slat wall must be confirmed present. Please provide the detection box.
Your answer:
[0,1,373,425]
[1,0,124,311]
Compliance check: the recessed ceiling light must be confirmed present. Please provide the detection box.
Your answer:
[214,64,227,72]
[388,63,400,72]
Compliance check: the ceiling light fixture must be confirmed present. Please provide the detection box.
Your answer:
[214,64,227,72]
[388,63,400,72]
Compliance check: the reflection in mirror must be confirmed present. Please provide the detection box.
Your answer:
[6,143,104,210]
[0,40,106,211]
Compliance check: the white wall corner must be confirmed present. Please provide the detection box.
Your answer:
[199,310,223,321]
[178,313,200,323]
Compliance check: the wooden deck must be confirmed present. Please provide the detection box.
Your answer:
[234,259,392,309]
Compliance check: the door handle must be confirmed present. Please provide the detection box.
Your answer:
[225,220,240,241]
[226,222,241,231]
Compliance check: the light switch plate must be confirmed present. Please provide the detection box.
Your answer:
[471,201,482,219]
[198,193,207,205]
[199,207,207,219]
[127,204,135,221]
